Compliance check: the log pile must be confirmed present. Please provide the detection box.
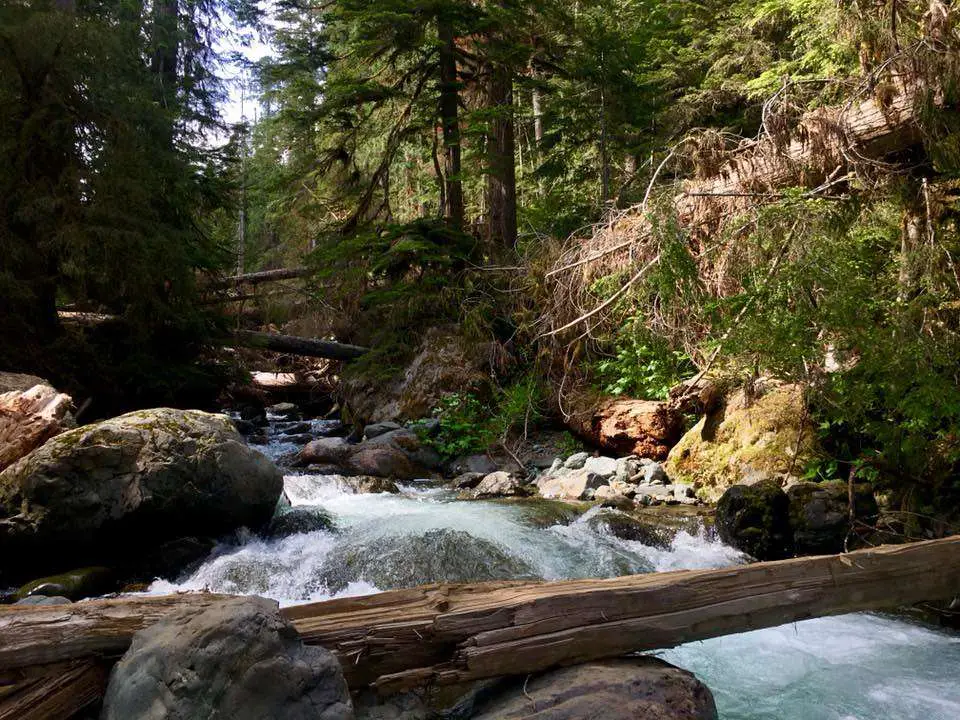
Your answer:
[1,536,958,717]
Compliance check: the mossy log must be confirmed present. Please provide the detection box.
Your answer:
[1,536,959,717]
[206,266,312,289]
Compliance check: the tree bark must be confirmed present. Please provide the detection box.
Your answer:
[437,18,464,226]
[486,61,518,246]
[2,536,958,711]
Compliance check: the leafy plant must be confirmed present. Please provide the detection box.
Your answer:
[595,324,694,399]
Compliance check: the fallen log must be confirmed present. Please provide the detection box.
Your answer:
[227,330,368,361]
[207,267,312,289]
[1,536,958,712]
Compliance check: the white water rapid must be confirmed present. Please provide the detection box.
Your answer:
[149,424,960,720]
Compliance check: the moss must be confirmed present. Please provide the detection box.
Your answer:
[15,566,114,601]
[666,383,818,502]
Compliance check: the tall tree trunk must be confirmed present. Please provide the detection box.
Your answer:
[151,0,178,146]
[437,18,464,226]
[486,62,517,246]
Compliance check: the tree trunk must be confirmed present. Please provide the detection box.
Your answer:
[2,536,958,712]
[437,18,464,226]
[486,62,517,246]
[228,330,367,361]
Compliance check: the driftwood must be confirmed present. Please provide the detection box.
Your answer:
[228,330,368,361]
[0,384,74,472]
[1,536,958,717]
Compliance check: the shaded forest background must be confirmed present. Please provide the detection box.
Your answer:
[3,0,960,522]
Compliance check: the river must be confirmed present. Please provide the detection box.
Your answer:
[149,421,960,720]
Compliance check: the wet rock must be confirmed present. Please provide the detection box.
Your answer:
[599,494,636,513]
[267,508,336,539]
[136,537,217,582]
[15,594,71,606]
[666,381,816,502]
[471,471,531,499]
[470,657,718,720]
[716,480,792,560]
[587,511,675,549]
[506,498,585,528]
[337,476,400,494]
[316,529,536,592]
[298,437,353,466]
[567,397,685,460]
[0,409,283,583]
[101,596,353,720]
[15,566,113,601]
[787,480,878,555]
[279,421,313,436]
[269,402,301,419]
[0,380,75,472]
[345,445,418,480]
[363,421,402,440]
[452,472,485,490]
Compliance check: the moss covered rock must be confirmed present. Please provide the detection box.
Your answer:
[666,382,816,502]
[15,566,114,601]
[0,408,283,583]
[787,480,878,555]
[715,480,792,560]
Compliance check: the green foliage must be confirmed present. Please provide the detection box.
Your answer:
[595,323,694,400]
[429,374,546,461]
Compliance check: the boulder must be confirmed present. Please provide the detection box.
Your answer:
[267,508,336,539]
[15,594,71,606]
[345,446,418,480]
[471,471,530,499]
[640,461,669,485]
[0,408,283,582]
[316,529,536,592]
[0,381,75,472]
[715,480,792,560]
[335,476,401,494]
[666,381,816,502]
[787,480,878,555]
[563,451,589,470]
[568,397,684,460]
[536,467,608,500]
[363,421,402,440]
[452,472,485,490]
[587,511,675,549]
[268,402,301,419]
[470,657,718,720]
[297,437,353,466]
[101,596,353,720]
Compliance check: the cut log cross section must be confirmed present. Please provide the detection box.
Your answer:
[1,536,958,717]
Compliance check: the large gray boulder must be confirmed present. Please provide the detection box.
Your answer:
[101,596,353,720]
[469,657,718,719]
[0,408,283,581]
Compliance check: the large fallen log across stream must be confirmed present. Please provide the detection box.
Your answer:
[1,535,958,718]
[228,329,368,361]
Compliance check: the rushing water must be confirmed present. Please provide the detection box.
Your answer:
[150,422,960,720]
